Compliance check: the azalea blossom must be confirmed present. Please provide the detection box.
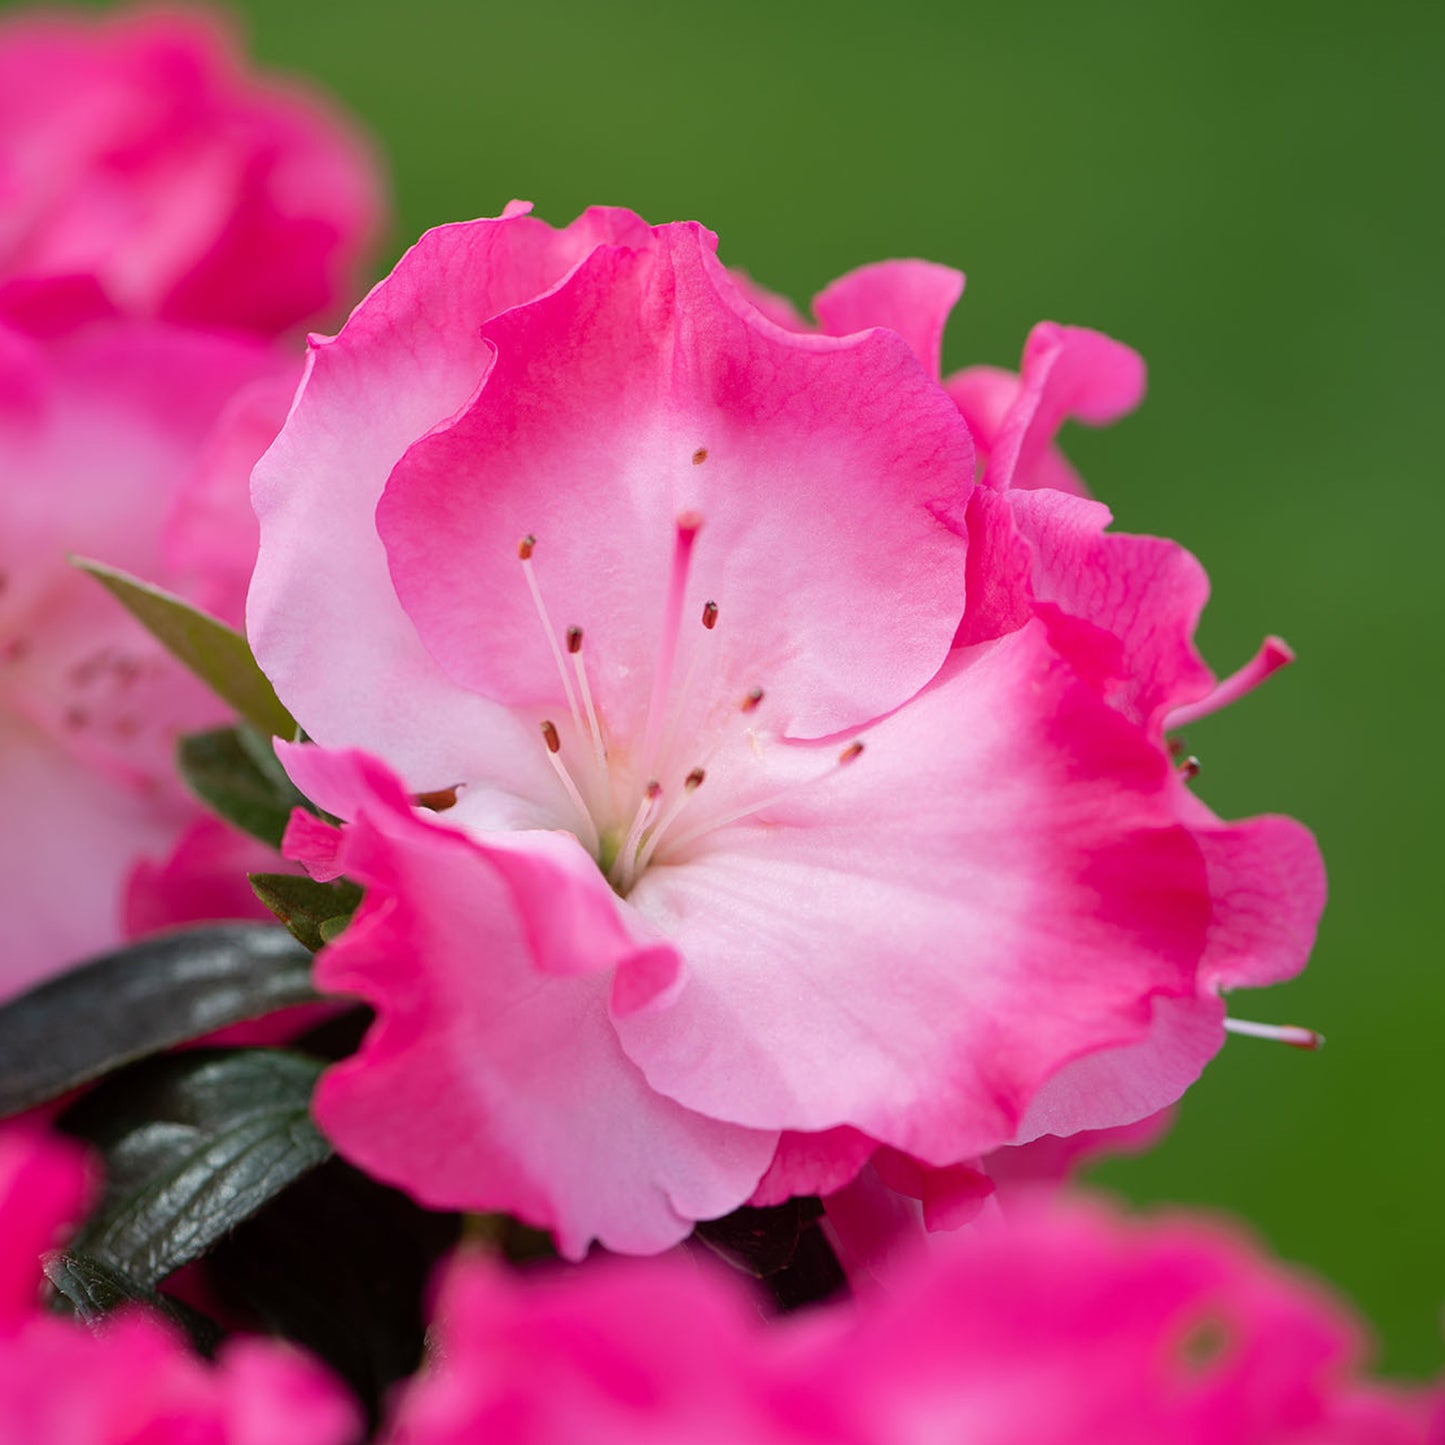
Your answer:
[382,1197,1438,1445]
[0,6,382,338]
[254,204,1324,1255]
[0,1125,359,1445]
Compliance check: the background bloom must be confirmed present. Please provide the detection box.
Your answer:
[0,6,383,338]
[256,204,1320,1255]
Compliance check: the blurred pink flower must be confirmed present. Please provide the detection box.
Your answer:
[383,1197,1437,1445]
[0,6,383,339]
[254,205,1323,1255]
[0,316,291,998]
[0,1124,358,1445]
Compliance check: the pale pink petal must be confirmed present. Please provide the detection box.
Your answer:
[812,259,965,379]
[619,624,1211,1162]
[249,208,656,794]
[294,748,774,1257]
[378,222,973,745]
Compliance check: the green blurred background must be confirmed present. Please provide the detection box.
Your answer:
[19,0,1443,1374]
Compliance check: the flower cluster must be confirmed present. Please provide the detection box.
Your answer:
[0,5,1433,1443]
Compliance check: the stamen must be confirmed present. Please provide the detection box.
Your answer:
[838,740,865,766]
[1167,637,1295,730]
[638,513,704,784]
[1224,1017,1323,1050]
[1178,755,1201,780]
[702,600,718,630]
[414,786,460,812]
[742,687,764,714]
[518,535,582,734]
[540,719,599,854]
[632,768,707,876]
[567,625,610,781]
[612,780,663,892]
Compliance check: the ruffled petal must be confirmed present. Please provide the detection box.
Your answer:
[812,258,965,379]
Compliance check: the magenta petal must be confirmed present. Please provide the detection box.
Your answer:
[812,258,965,379]
[301,749,773,1256]
[0,1126,91,1325]
[378,222,973,741]
[1166,635,1295,730]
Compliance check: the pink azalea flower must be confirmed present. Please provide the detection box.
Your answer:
[0,1125,359,1445]
[0,316,290,998]
[253,204,1324,1255]
[382,1197,1438,1445]
[0,6,383,339]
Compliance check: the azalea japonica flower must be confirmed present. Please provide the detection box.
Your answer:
[252,203,1324,1255]
[0,315,294,998]
[381,1197,1438,1445]
[0,6,382,339]
[0,1125,359,1445]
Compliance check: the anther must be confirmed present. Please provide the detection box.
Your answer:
[517,534,536,560]
[742,687,764,714]
[685,768,706,792]
[839,740,865,765]
[541,719,561,754]
[567,625,584,654]
[414,786,460,812]
[702,601,718,630]
[692,447,708,465]
[1178,755,1201,780]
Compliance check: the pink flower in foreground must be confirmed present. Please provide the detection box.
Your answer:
[0,6,382,338]
[383,1198,1437,1445]
[253,205,1324,1255]
[0,315,291,998]
[0,1125,359,1445]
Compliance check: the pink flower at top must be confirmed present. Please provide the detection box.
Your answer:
[0,6,383,339]
[0,314,293,999]
[0,1124,359,1445]
[382,1197,1438,1445]
[253,204,1324,1256]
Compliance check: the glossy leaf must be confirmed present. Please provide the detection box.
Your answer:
[178,724,312,848]
[251,873,363,953]
[44,1250,222,1355]
[60,1050,331,1289]
[0,924,318,1116]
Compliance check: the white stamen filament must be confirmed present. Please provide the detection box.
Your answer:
[519,538,583,736]
[612,782,663,893]
[540,720,600,855]
[567,626,610,790]
[1224,1017,1323,1050]
[637,513,702,787]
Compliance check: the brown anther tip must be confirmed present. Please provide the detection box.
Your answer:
[702,600,719,630]
[692,447,708,465]
[566,625,584,654]
[540,719,561,753]
[414,785,460,813]
[838,740,865,765]
[1178,755,1201,780]
[1288,1028,1325,1051]
[676,509,704,535]
[742,686,764,713]
[517,534,536,560]
[645,780,663,801]
[685,767,706,791]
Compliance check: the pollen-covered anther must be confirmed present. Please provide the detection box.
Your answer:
[517,533,536,560]
[838,740,865,766]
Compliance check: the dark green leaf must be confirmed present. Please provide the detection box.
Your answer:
[60,1050,331,1289]
[317,915,350,944]
[73,557,294,737]
[210,1158,460,1429]
[44,1251,222,1355]
[178,724,312,847]
[0,924,319,1117]
[693,1197,821,1278]
[250,873,363,953]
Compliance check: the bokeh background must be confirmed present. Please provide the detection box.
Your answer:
[16,0,1442,1374]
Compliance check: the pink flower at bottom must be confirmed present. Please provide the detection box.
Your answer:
[0,1126,359,1445]
[256,205,1324,1256]
[381,1197,1438,1445]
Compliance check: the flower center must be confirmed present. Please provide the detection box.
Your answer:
[516,517,863,896]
